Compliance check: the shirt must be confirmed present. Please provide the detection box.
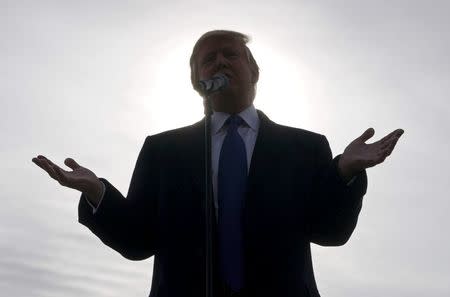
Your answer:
[210,104,260,219]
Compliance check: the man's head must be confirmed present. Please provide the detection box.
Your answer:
[190,30,260,114]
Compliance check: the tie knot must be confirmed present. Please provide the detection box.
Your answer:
[225,115,244,129]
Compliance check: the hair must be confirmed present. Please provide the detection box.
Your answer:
[189,30,260,98]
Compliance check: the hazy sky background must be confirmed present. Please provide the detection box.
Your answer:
[2,0,449,296]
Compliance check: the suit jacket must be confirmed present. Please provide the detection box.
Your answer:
[78,110,368,297]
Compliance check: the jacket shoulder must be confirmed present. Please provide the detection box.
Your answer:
[257,109,326,145]
[270,121,328,147]
[142,120,203,149]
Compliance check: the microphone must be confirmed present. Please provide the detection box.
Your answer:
[198,73,229,94]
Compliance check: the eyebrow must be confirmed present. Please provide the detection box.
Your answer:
[201,46,238,59]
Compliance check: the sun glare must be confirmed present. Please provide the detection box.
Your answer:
[130,40,328,137]
[128,43,204,136]
[250,43,325,129]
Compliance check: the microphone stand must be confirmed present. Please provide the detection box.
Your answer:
[200,73,228,297]
[203,93,214,297]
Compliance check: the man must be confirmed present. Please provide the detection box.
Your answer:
[32,30,404,297]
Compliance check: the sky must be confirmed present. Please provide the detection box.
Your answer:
[2,0,450,296]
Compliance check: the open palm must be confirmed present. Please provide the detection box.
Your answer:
[338,128,404,180]
[32,156,99,194]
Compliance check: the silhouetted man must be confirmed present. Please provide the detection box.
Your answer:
[32,30,404,297]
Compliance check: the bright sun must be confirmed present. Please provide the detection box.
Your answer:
[133,41,324,135]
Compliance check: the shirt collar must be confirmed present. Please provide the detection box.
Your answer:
[211,104,260,135]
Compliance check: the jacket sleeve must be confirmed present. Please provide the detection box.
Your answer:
[78,136,160,260]
[307,135,368,246]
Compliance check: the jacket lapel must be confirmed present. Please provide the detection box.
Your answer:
[246,110,278,196]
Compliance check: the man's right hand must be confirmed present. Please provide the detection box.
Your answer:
[32,155,104,207]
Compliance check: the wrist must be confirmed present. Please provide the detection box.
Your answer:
[86,179,103,207]
[338,156,355,183]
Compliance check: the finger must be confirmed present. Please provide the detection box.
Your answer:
[35,157,59,180]
[380,128,404,145]
[378,131,397,146]
[379,137,396,150]
[35,155,54,166]
[43,156,73,175]
[395,128,405,136]
[380,136,401,157]
[64,158,81,170]
[358,128,375,143]
[34,155,49,164]
[32,157,48,171]
[387,136,401,155]
[51,164,69,185]
[43,156,60,169]
[375,129,403,150]
[380,137,394,149]
[32,156,52,172]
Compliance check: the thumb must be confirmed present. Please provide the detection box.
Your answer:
[64,158,81,170]
[358,128,375,142]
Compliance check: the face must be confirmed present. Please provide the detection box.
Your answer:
[196,36,255,114]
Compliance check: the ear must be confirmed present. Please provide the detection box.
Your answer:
[250,67,259,84]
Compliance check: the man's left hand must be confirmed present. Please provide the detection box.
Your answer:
[338,128,404,182]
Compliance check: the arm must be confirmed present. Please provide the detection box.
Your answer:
[307,135,368,246]
[78,136,160,260]
[307,127,403,246]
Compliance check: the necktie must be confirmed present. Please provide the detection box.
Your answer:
[218,115,247,292]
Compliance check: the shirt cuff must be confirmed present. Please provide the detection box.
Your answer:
[85,181,106,214]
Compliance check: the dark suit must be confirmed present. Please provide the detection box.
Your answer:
[78,110,367,297]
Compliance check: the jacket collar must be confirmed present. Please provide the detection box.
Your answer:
[190,109,277,195]
[211,104,260,135]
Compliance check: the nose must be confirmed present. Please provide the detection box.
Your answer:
[214,52,230,70]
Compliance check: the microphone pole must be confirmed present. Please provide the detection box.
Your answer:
[200,73,229,297]
[203,92,214,297]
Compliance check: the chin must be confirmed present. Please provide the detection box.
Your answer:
[213,99,250,114]
[208,86,251,111]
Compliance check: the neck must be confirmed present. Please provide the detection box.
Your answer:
[212,102,251,114]
[208,92,253,114]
